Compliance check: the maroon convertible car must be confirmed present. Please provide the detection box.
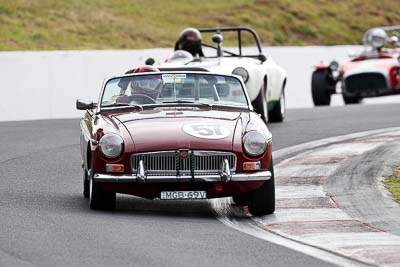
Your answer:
[76,71,274,216]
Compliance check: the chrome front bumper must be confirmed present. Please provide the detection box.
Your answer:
[93,170,271,183]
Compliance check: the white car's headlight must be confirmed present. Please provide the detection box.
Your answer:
[232,67,249,83]
[99,133,124,158]
[329,61,339,72]
[243,131,270,157]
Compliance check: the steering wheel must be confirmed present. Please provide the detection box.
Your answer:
[130,94,157,104]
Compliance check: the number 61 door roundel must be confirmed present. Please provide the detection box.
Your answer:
[183,123,231,139]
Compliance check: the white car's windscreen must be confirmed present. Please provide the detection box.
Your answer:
[101,73,248,107]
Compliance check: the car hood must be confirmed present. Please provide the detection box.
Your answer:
[162,57,260,74]
[343,56,399,77]
[111,108,242,153]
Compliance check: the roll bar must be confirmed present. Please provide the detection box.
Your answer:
[198,26,265,59]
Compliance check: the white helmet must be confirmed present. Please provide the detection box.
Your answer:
[368,28,387,49]
[390,35,399,45]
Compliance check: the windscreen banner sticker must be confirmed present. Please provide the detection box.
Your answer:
[162,74,186,83]
[183,123,230,139]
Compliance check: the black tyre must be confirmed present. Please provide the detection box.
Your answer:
[342,93,362,105]
[248,160,275,216]
[232,194,248,205]
[268,89,285,122]
[311,70,331,106]
[252,82,268,123]
[89,178,116,210]
[83,167,89,198]
[89,161,116,210]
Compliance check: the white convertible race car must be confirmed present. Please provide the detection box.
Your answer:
[147,27,287,123]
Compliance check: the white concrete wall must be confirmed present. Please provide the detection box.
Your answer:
[0,48,170,121]
[1,46,398,121]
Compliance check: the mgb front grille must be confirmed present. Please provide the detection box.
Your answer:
[131,150,236,175]
[192,151,235,173]
[131,151,178,175]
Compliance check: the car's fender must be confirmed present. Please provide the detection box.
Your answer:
[80,111,95,171]
[262,57,286,102]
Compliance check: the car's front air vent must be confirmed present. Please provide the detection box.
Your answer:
[131,150,236,176]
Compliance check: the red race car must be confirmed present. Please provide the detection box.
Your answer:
[312,25,400,106]
[76,71,274,216]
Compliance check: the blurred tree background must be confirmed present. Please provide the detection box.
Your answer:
[0,0,399,50]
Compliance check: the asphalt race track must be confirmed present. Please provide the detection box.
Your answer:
[1,103,400,267]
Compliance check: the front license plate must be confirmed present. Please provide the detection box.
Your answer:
[160,191,207,200]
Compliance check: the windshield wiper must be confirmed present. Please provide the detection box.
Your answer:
[102,103,143,110]
[161,100,211,107]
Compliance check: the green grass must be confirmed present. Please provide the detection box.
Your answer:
[0,0,399,50]
[385,174,400,204]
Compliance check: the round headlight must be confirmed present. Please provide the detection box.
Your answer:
[329,61,339,72]
[243,131,268,157]
[232,67,249,83]
[99,133,124,158]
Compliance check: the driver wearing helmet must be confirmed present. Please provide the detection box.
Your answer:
[368,28,388,53]
[116,65,162,104]
[389,35,399,49]
[174,28,204,57]
[125,65,159,75]
[130,74,162,100]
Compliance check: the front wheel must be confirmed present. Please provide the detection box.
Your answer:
[89,162,116,210]
[248,160,275,216]
[268,89,285,122]
[311,70,331,106]
[83,167,89,198]
[252,82,268,123]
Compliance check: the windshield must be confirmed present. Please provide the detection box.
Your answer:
[100,73,248,108]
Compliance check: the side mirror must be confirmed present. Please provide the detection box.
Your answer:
[258,54,267,62]
[145,58,155,65]
[212,33,223,57]
[76,99,97,110]
[212,33,223,44]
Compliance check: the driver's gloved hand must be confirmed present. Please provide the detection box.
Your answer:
[115,94,129,103]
